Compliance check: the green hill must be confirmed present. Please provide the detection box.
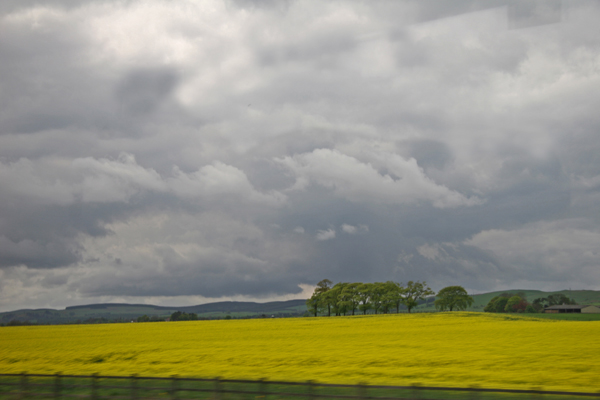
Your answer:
[0,299,307,325]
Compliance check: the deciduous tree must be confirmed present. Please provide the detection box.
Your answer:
[434,286,474,312]
[504,295,528,312]
[339,283,360,315]
[380,281,402,313]
[357,283,372,315]
[547,293,577,306]
[402,281,435,313]
[306,279,333,316]
[370,282,386,314]
[329,283,348,316]
[306,294,324,317]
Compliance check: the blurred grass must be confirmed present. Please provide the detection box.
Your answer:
[0,375,592,400]
[515,313,600,321]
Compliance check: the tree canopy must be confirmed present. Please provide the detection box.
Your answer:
[403,281,435,313]
[483,292,561,314]
[306,280,434,316]
[434,286,474,311]
[307,279,332,316]
[170,311,198,321]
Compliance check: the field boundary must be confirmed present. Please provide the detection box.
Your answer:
[1,373,599,400]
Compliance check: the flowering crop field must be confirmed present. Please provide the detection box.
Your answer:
[1,313,599,392]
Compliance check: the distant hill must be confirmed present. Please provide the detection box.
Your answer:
[3,289,599,325]
[0,299,308,325]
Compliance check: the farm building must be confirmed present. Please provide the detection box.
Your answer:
[544,305,600,313]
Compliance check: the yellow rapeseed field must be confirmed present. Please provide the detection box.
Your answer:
[1,313,599,392]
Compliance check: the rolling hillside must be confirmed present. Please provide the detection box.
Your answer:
[0,299,307,325]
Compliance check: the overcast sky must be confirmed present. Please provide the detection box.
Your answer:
[1,0,599,312]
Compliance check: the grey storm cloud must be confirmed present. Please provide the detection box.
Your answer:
[1,0,600,311]
[116,67,180,115]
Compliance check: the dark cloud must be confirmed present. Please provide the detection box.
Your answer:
[0,235,80,269]
[508,0,562,29]
[0,0,104,13]
[82,265,305,298]
[226,0,292,13]
[1,0,600,311]
[402,139,454,170]
[116,67,179,115]
[408,0,507,23]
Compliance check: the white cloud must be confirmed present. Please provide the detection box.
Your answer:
[0,153,285,206]
[74,153,165,203]
[341,224,369,234]
[341,224,357,234]
[279,149,482,208]
[167,162,286,206]
[316,228,336,241]
[417,243,444,261]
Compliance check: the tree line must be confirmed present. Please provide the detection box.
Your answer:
[306,280,474,316]
[484,292,576,313]
[135,311,200,322]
